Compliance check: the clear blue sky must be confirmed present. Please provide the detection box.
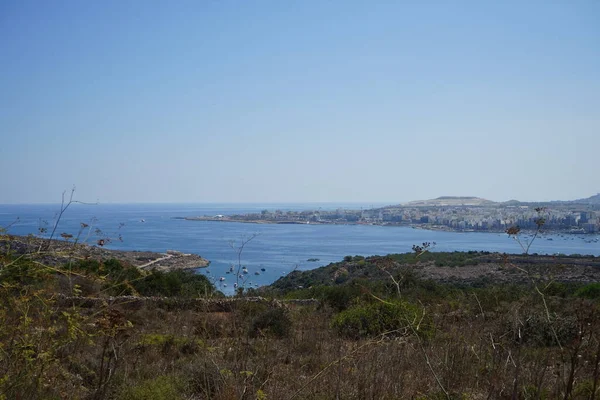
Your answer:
[1,1,598,204]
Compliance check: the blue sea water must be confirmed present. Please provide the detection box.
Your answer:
[1,203,599,294]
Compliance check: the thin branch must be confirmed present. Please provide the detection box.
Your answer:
[229,233,259,291]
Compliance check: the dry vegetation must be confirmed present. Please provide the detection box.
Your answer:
[3,210,600,399]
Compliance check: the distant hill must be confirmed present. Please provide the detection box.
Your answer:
[377,194,599,210]
[501,199,522,206]
[545,194,600,205]
[402,196,496,207]
[573,193,600,205]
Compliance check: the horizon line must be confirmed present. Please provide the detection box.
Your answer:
[1,193,597,207]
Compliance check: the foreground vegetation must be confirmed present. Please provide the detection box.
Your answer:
[2,234,600,399]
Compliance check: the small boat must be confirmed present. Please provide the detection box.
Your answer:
[254,272,260,275]
[140,219,145,223]
[219,277,225,281]
[261,268,266,272]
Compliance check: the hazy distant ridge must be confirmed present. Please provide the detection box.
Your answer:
[400,196,497,207]
[389,193,600,208]
[572,193,600,205]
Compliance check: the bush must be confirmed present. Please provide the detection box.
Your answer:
[136,334,204,355]
[118,375,184,400]
[133,269,215,297]
[505,312,578,347]
[543,282,570,297]
[249,308,291,338]
[71,259,216,297]
[334,270,349,284]
[318,285,363,311]
[331,300,433,339]
[575,283,600,300]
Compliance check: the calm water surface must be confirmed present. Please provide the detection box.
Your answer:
[1,203,598,294]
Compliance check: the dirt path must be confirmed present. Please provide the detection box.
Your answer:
[137,254,173,269]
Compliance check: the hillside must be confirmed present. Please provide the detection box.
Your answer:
[269,251,600,292]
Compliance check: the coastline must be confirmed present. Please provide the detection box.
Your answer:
[179,216,598,236]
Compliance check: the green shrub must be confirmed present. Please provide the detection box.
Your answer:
[133,269,215,297]
[334,270,349,284]
[236,300,269,318]
[117,375,184,400]
[136,334,204,355]
[543,282,570,297]
[284,284,363,311]
[73,258,142,295]
[331,300,433,339]
[0,256,54,286]
[249,308,291,338]
[575,283,600,299]
[319,285,363,311]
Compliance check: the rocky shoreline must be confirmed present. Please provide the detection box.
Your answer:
[0,234,210,271]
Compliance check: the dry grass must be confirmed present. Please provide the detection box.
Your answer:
[3,237,600,399]
[4,291,592,400]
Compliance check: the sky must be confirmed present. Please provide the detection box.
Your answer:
[1,1,599,204]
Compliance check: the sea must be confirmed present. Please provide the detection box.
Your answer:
[1,203,599,294]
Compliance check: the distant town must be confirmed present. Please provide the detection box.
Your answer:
[183,194,600,234]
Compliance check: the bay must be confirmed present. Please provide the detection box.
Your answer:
[1,203,599,294]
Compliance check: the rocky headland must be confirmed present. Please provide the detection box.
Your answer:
[0,234,210,271]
